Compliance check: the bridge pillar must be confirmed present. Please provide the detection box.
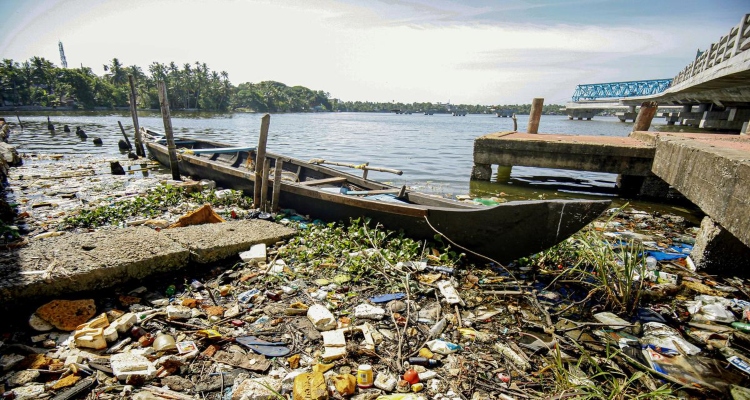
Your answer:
[698,108,750,131]
[616,105,638,122]
[664,112,679,125]
[565,109,596,120]
[681,105,692,113]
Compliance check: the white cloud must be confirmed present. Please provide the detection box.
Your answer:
[0,0,743,104]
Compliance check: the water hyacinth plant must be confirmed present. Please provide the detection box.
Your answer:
[60,184,252,229]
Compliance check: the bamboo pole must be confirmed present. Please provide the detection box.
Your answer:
[527,98,544,134]
[260,158,271,212]
[633,101,659,131]
[308,159,402,175]
[271,160,284,212]
[15,113,23,130]
[253,114,271,208]
[117,121,133,151]
[156,81,181,181]
[128,75,145,157]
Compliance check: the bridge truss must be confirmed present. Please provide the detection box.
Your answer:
[571,79,672,101]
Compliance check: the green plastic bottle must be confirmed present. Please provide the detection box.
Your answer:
[731,322,750,333]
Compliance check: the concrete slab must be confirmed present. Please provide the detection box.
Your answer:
[0,226,189,301]
[161,219,295,264]
[638,131,750,248]
[473,131,655,176]
[0,220,296,302]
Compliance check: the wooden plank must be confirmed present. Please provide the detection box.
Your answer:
[271,160,284,211]
[157,80,180,181]
[343,189,400,196]
[190,146,255,155]
[129,75,145,157]
[254,114,270,208]
[260,158,271,212]
[117,121,133,151]
[300,177,347,186]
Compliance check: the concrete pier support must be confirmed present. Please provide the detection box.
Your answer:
[617,105,637,122]
[664,112,679,125]
[566,109,595,120]
[616,173,672,198]
[496,166,513,182]
[471,163,492,180]
[693,108,750,130]
[691,216,750,274]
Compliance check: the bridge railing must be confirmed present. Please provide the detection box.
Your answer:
[672,13,750,86]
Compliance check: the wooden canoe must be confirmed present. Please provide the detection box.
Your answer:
[143,129,610,263]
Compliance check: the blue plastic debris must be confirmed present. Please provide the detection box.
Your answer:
[369,293,406,303]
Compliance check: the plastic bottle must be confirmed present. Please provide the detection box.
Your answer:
[407,357,440,367]
[732,322,750,333]
[428,318,447,338]
[165,284,176,296]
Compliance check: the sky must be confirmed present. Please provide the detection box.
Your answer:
[1,0,747,105]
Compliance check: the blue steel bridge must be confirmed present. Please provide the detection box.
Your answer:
[571,79,673,101]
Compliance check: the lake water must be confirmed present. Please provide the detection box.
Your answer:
[6,111,703,218]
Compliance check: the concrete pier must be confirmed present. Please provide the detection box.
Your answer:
[473,128,750,270]
[631,131,750,256]
[472,131,657,193]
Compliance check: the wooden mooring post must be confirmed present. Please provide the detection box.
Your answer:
[633,101,659,131]
[254,114,271,209]
[527,98,544,134]
[117,121,133,150]
[260,158,271,212]
[156,80,181,181]
[271,160,284,212]
[128,75,146,157]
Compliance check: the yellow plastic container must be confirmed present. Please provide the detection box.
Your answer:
[357,364,373,388]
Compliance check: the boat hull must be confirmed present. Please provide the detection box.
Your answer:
[145,137,609,262]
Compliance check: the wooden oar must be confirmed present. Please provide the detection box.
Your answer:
[308,158,402,179]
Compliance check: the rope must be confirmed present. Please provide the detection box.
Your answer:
[422,215,519,284]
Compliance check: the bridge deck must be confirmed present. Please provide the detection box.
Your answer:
[473,131,655,176]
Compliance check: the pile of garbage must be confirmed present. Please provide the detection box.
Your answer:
[2,155,750,399]
[0,204,749,399]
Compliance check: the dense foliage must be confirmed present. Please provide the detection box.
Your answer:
[0,56,562,114]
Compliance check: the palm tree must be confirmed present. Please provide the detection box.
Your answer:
[104,58,127,85]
